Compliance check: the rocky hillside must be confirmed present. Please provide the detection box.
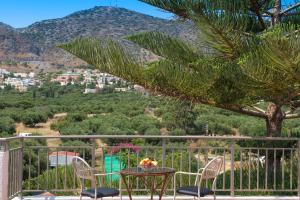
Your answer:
[0,6,194,69]
[0,22,41,60]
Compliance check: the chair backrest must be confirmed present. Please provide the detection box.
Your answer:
[195,156,224,185]
[72,156,96,187]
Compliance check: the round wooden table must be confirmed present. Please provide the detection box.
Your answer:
[120,167,175,200]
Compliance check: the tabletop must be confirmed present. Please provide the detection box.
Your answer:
[120,167,175,176]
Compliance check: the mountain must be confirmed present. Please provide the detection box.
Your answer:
[0,6,194,69]
[0,22,41,61]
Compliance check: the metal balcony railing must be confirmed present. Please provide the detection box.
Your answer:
[1,135,300,199]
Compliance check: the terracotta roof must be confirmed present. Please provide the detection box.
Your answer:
[40,192,55,196]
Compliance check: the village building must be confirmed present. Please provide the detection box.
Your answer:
[84,88,98,94]
[49,151,80,167]
[51,71,81,86]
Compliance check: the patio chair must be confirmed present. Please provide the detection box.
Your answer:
[72,156,121,200]
[173,156,224,200]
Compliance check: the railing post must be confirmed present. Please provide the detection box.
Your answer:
[162,138,167,167]
[0,141,9,200]
[20,138,24,199]
[230,141,235,197]
[297,139,300,197]
[91,139,96,169]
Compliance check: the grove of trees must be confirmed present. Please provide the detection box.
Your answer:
[1,83,300,139]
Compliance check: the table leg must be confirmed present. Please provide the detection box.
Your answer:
[121,174,133,200]
[150,176,155,200]
[140,176,160,200]
[159,174,173,200]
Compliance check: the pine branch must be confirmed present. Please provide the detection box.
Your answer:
[285,113,300,119]
[58,38,146,86]
[264,11,273,16]
[191,98,267,118]
[283,12,300,16]
[291,100,300,108]
[285,98,300,115]
[258,0,272,8]
[125,32,200,64]
[286,29,300,38]
[277,90,300,106]
[194,14,237,59]
[138,0,191,18]
[216,105,267,118]
[182,97,266,118]
[251,106,266,113]
[152,86,267,118]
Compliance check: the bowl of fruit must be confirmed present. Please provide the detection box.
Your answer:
[138,158,158,171]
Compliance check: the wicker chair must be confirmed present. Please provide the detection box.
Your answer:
[173,156,224,200]
[72,156,121,200]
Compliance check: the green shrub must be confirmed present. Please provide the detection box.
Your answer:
[170,128,186,136]
[22,111,48,127]
[0,116,15,135]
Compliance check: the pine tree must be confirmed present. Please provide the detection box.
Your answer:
[59,0,300,137]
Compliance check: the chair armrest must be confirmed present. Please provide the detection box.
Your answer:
[94,172,120,176]
[175,171,201,176]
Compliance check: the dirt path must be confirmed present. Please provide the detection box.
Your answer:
[15,113,67,146]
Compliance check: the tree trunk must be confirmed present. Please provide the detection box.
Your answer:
[265,103,284,187]
[265,103,284,137]
[273,0,282,26]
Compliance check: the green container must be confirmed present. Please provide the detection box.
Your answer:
[104,154,124,181]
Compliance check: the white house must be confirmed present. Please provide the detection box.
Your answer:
[18,132,32,137]
[28,72,35,78]
[115,87,128,92]
[0,68,10,75]
[13,73,27,78]
[49,151,80,167]
[84,88,97,94]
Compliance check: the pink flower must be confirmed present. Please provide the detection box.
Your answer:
[110,143,141,154]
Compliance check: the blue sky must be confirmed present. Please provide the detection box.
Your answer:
[0,0,173,28]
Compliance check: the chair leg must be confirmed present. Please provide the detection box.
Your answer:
[79,195,83,200]
[173,183,176,200]
[214,191,216,200]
